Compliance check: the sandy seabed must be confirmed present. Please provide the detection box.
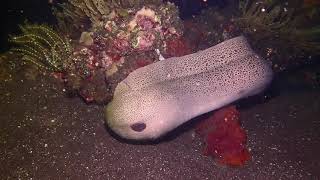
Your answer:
[0,76,319,180]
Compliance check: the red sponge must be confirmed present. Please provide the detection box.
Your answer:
[195,106,250,166]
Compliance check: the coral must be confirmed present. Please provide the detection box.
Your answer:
[235,0,320,54]
[53,0,110,33]
[64,1,182,103]
[9,0,184,104]
[238,0,293,32]
[236,0,320,71]
[78,69,110,103]
[133,31,156,51]
[191,5,238,50]
[195,106,250,166]
[9,24,73,72]
[53,0,166,34]
[164,37,192,57]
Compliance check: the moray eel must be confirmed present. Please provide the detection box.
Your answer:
[105,36,273,140]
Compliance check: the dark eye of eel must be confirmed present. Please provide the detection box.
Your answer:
[130,122,146,132]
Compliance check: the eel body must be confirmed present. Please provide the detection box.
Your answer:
[105,36,273,140]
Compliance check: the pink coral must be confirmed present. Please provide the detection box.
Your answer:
[136,15,156,30]
[111,34,130,53]
[195,106,251,166]
[135,31,156,51]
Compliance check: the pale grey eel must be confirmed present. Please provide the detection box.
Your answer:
[105,36,273,140]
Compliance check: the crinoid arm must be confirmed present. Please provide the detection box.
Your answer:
[9,24,73,72]
[237,0,320,54]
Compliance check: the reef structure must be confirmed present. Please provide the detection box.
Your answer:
[9,0,184,104]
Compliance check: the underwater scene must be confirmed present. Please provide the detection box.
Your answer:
[0,0,319,179]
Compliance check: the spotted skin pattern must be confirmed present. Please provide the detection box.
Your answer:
[105,36,273,140]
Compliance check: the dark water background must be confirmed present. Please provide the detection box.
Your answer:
[0,0,57,51]
[0,0,229,51]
